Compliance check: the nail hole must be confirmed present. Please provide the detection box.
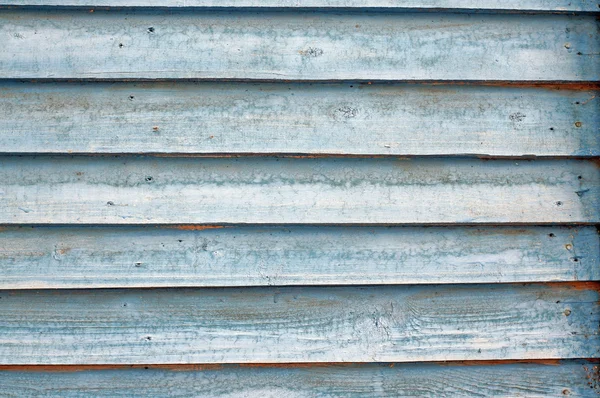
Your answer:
[556,201,563,206]
[118,43,124,48]
[578,175,583,180]
[549,127,554,131]
[548,233,555,238]
[575,101,580,105]
[144,366,149,369]
[145,336,152,341]
[147,27,155,33]
[135,262,142,267]
[129,95,135,100]
[572,258,579,262]
[123,303,127,307]
[145,176,153,182]
[106,201,115,206]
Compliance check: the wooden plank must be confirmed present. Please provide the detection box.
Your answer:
[1,1,599,12]
[1,226,598,289]
[0,284,598,364]
[1,157,598,224]
[1,361,599,397]
[2,82,598,157]
[0,10,597,81]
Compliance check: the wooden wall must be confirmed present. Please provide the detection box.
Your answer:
[0,1,598,396]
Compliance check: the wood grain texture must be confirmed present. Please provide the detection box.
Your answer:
[1,361,599,397]
[2,82,598,157]
[0,284,598,364]
[0,10,598,81]
[2,1,599,12]
[1,156,598,224]
[1,226,598,289]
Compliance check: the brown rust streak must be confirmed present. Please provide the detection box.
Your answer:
[2,360,599,373]
[464,228,536,236]
[440,359,563,366]
[415,82,600,91]
[163,225,225,231]
[544,281,600,291]
[237,363,350,369]
[589,158,600,169]
[0,364,225,373]
[14,79,600,89]
[66,153,600,160]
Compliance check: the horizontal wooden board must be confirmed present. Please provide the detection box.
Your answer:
[1,226,598,289]
[0,10,598,81]
[1,157,598,224]
[0,284,598,364]
[1,361,599,397]
[2,1,599,12]
[2,82,598,157]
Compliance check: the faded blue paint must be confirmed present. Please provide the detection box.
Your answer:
[0,2,598,392]
[0,10,598,80]
[1,361,599,397]
[1,156,598,224]
[0,226,598,289]
[1,82,598,156]
[0,284,597,364]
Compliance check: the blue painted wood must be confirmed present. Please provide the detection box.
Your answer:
[0,10,597,81]
[1,156,598,224]
[0,4,597,393]
[1,361,598,397]
[1,1,599,12]
[1,82,598,157]
[0,284,597,364]
[1,226,598,289]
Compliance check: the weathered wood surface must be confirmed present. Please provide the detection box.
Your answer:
[0,284,598,364]
[1,10,598,81]
[1,361,599,397]
[2,1,599,12]
[2,82,598,157]
[1,157,598,224]
[1,226,598,289]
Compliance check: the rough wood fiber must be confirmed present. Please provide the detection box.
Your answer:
[1,156,598,224]
[1,10,598,81]
[1,226,598,289]
[2,1,599,12]
[1,361,599,397]
[2,82,598,157]
[0,284,598,364]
